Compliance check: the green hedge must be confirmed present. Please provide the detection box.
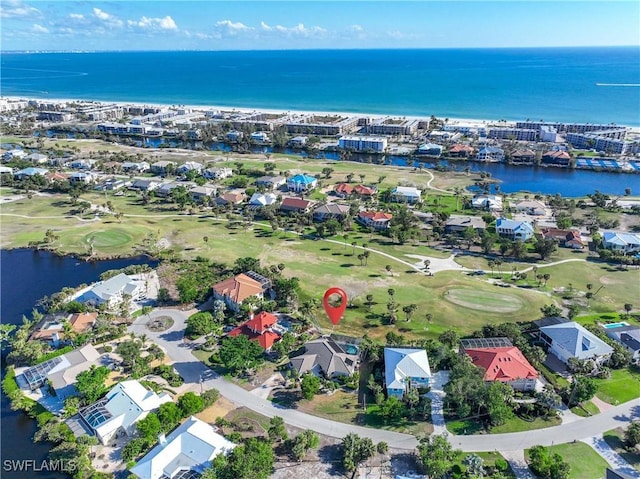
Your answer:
[2,367,19,395]
[33,345,74,365]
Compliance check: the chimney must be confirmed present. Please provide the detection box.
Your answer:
[248,311,254,320]
[158,434,167,447]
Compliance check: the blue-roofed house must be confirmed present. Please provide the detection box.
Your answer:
[417,143,443,156]
[495,218,534,241]
[14,167,49,180]
[602,231,640,254]
[384,348,431,398]
[287,174,317,192]
[477,146,504,162]
[539,321,613,365]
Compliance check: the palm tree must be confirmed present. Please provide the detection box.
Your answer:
[423,259,431,271]
[366,294,374,311]
[351,241,358,255]
[385,264,392,276]
[387,288,395,299]
[363,250,370,265]
[424,313,433,330]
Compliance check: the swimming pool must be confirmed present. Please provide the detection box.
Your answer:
[604,322,629,329]
[344,344,359,355]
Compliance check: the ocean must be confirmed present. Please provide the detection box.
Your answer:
[1,47,639,125]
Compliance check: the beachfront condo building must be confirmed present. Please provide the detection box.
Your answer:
[338,135,387,153]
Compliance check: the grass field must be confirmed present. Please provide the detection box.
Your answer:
[571,400,600,417]
[447,414,561,435]
[543,442,609,479]
[594,366,640,404]
[445,288,525,313]
[603,427,640,472]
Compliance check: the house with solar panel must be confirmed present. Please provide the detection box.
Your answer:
[130,416,236,479]
[79,380,172,445]
[384,347,431,398]
[16,344,102,400]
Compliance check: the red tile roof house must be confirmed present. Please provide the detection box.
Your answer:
[448,144,475,158]
[279,197,313,214]
[353,185,377,197]
[212,273,266,313]
[334,183,354,198]
[357,211,393,230]
[540,228,584,249]
[228,311,281,350]
[464,346,539,391]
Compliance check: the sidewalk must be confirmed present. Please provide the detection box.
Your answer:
[500,450,535,479]
[582,435,640,478]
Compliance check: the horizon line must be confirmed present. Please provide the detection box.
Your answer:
[2,45,639,54]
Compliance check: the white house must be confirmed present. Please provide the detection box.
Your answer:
[69,171,96,184]
[417,143,443,156]
[122,161,150,173]
[177,162,203,174]
[68,159,96,170]
[26,153,49,164]
[391,186,422,203]
[287,174,317,192]
[477,146,504,162]
[80,380,172,445]
[384,348,431,398]
[495,218,535,241]
[602,232,640,254]
[77,273,144,308]
[514,199,548,216]
[203,167,233,180]
[471,194,503,211]
[130,416,236,479]
[249,192,278,207]
[3,149,27,162]
[539,321,613,365]
[605,326,640,363]
[250,131,270,143]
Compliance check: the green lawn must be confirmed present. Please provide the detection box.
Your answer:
[543,442,609,479]
[446,414,561,435]
[603,428,640,471]
[570,400,599,417]
[595,366,640,404]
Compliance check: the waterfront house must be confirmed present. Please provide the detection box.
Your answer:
[250,131,270,143]
[129,179,161,192]
[29,313,69,346]
[541,150,571,166]
[338,135,387,153]
[384,348,431,398]
[80,380,172,445]
[150,160,176,174]
[14,167,48,180]
[477,146,504,162]
[495,218,534,241]
[17,344,101,399]
[445,215,486,234]
[287,174,317,192]
[177,161,203,175]
[313,203,350,222]
[77,273,145,308]
[602,231,640,254]
[228,311,281,351]
[448,144,475,158]
[226,130,243,142]
[290,338,359,378]
[130,416,236,479]
[189,185,216,203]
[514,199,548,216]
[605,326,640,363]
[463,345,538,391]
[248,192,278,208]
[471,194,503,211]
[539,321,613,365]
[69,312,97,334]
[510,149,537,164]
[212,273,266,312]
[417,143,443,156]
[279,197,313,214]
[540,228,584,249]
[357,210,393,230]
[255,175,286,190]
[391,186,422,203]
[289,136,308,148]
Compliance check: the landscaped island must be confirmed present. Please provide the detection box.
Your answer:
[1,104,640,479]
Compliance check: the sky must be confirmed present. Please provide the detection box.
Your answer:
[1,0,639,51]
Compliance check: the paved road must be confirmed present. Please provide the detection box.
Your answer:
[130,309,640,453]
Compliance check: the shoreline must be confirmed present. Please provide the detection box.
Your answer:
[6,95,639,132]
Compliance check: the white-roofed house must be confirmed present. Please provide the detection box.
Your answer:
[130,416,236,479]
[249,192,278,208]
[77,273,144,308]
[384,347,431,398]
[391,186,422,204]
[514,199,548,216]
[471,194,503,211]
[539,321,613,365]
[79,380,172,445]
[176,161,203,175]
[602,232,640,254]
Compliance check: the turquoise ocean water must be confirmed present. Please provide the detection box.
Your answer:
[1,47,639,125]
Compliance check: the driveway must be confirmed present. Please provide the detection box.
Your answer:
[130,309,640,452]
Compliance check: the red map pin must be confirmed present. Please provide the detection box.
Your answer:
[323,287,348,325]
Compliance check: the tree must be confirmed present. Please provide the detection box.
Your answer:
[439,329,459,348]
[75,365,110,404]
[624,303,633,317]
[624,421,640,449]
[186,311,217,338]
[534,238,558,260]
[136,412,161,441]
[267,416,288,443]
[341,433,375,475]
[417,434,460,479]
[178,392,205,416]
[385,264,392,276]
[379,396,405,422]
[121,438,148,462]
[290,430,319,461]
[0,324,16,350]
[528,445,570,479]
[218,335,265,375]
[210,437,275,479]
[157,402,182,431]
[402,304,418,322]
[568,375,598,407]
[300,372,321,400]
[486,381,514,426]
[540,304,562,317]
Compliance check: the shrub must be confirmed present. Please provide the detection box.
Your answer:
[201,388,220,407]
[122,438,148,462]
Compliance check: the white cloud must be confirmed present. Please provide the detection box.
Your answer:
[69,13,84,20]
[31,23,48,34]
[92,7,123,28]
[349,24,363,32]
[0,0,40,18]
[260,21,326,38]
[128,15,178,31]
[214,20,252,36]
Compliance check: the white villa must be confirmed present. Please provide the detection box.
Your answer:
[384,348,431,398]
[391,186,422,203]
[472,194,503,211]
[130,416,236,479]
[80,380,172,445]
[76,273,145,308]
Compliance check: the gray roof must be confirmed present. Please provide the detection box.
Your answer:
[540,321,613,360]
[606,326,640,352]
[533,316,570,329]
[89,273,134,301]
[290,338,358,377]
[445,215,486,229]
